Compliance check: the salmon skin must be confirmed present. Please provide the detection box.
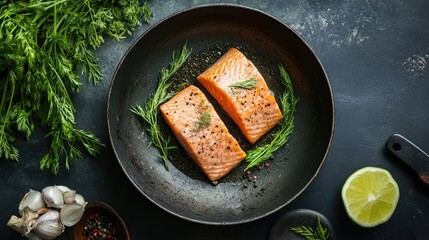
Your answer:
[197,48,283,144]
[160,85,246,181]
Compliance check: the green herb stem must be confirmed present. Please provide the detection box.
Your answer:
[130,43,192,170]
[229,77,258,89]
[290,217,330,240]
[244,64,298,170]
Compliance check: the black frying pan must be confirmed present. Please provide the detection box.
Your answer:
[107,4,334,225]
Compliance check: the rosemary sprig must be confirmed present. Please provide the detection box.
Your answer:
[290,217,330,240]
[244,64,298,170]
[130,43,192,170]
[229,77,258,89]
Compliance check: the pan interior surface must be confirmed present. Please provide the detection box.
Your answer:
[107,4,334,225]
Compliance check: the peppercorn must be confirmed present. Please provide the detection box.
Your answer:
[82,213,118,240]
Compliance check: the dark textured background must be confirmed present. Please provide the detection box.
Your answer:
[1,0,429,239]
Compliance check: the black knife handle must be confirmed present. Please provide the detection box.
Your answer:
[386,134,429,185]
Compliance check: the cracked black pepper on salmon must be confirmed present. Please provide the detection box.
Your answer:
[160,85,246,181]
[197,48,283,144]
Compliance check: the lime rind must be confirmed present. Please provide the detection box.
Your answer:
[341,166,400,228]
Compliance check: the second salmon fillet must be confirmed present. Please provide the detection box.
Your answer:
[160,85,246,181]
[197,48,283,144]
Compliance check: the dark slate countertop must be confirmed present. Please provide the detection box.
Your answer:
[2,0,429,239]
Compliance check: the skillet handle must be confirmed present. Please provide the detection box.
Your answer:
[386,134,429,186]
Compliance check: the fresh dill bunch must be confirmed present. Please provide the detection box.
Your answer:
[244,64,298,170]
[0,0,153,174]
[290,217,330,240]
[130,43,192,170]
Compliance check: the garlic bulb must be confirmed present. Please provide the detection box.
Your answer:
[41,186,64,209]
[33,220,64,240]
[19,190,46,216]
[9,185,86,240]
[60,203,85,227]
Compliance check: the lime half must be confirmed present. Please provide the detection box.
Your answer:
[341,166,400,227]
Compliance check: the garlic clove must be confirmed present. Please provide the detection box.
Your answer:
[33,220,64,240]
[42,186,64,209]
[32,209,62,239]
[35,210,60,224]
[54,185,72,194]
[19,190,46,216]
[60,203,85,227]
[63,190,76,204]
[73,193,86,206]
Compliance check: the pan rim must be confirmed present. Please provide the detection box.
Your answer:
[106,3,335,225]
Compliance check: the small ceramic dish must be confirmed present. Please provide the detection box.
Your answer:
[73,201,130,240]
[269,209,335,240]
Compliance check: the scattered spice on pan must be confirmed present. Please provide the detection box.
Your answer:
[83,213,117,240]
[241,161,271,189]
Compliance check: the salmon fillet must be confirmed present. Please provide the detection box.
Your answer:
[197,48,283,144]
[160,85,246,181]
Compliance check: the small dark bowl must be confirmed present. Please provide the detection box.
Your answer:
[269,209,335,240]
[73,201,130,240]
